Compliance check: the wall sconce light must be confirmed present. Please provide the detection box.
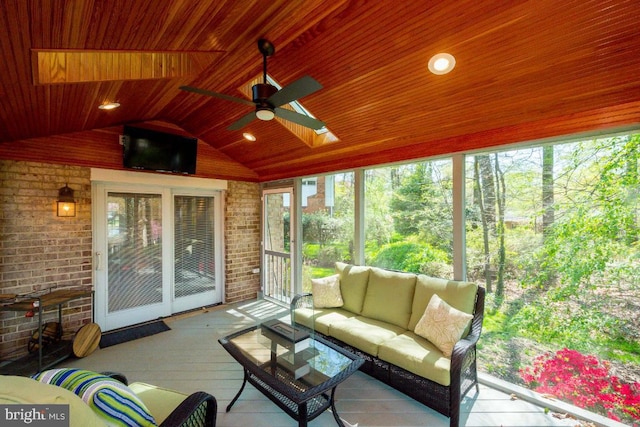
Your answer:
[57,184,76,217]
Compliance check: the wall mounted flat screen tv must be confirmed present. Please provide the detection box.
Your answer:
[122,125,197,174]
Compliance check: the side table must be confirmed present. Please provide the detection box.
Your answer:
[0,287,94,374]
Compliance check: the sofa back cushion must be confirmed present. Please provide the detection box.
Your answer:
[408,275,478,333]
[335,262,370,314]
[361,267,417,329]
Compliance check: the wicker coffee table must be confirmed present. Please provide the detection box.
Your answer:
[219,323,363,427]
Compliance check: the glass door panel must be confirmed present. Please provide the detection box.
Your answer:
[106,192,164,326]
[174,195,217,300]
[263,189,294,303]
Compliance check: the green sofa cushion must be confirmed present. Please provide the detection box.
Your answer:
[335,262,370,314]
[292,307,356,335]
[329,316,405,356]
[361,267,416,329]
[378,332,452,386]
[408,275,478,332]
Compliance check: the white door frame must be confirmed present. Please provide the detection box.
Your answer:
[261,187,295,303]
[91,169,227,331]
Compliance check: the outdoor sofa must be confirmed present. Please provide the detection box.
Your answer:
[291,262,485,427]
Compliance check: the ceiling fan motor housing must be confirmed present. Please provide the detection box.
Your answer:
[253,83,278,106]
[253,83,278,120]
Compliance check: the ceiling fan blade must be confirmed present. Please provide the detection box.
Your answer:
[227,110,257,131]
[268,75,322,108]
[275,107,326,130]
[180,85,255,107]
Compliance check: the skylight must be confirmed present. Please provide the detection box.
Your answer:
[266,75,329,135]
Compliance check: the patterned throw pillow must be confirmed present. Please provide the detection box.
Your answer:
[414,294,473,357]
[311,274,344,308]
[32,369,157,427]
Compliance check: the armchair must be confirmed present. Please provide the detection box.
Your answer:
[1,370,217,427]
[112,374,217,427]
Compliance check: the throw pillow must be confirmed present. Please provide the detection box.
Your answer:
[33,368,157,427]
[414,294,473,357]
[311,274,344,308]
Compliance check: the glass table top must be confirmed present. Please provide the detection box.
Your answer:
[224,322,360,388]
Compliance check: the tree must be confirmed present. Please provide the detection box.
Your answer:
[493,153,506,300]
[542,145,555,241]
[474,157,492,292]
[389,162,453,255]
[390,163,429,236]
[478,154,497,234]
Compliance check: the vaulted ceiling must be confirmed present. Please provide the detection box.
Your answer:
[1,0,639,182]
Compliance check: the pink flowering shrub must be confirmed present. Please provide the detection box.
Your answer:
[520,348,640,424]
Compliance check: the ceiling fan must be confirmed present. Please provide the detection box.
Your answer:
[180,39,326,131]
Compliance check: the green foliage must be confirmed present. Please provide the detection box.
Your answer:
[302,212,341,246]
[389,162,454,254]
[303,242,350,267]
[520,135,640,292]
[369,237,449,274]
[302,243,320,260]
[466,226,541,282]
[317,245,344,267]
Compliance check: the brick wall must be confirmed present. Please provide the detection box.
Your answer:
[0,161,93,360]
[224,180,261,302]
[0,160,262,362]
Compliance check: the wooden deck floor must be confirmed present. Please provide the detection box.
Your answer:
[63,299,599,427]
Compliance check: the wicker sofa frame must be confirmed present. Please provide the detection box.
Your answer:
[291,285,485,427]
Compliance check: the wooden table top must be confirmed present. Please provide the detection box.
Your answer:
[0,288,93,312]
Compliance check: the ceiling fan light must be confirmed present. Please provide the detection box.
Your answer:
[428,53,455,75]
[256,107,275,121]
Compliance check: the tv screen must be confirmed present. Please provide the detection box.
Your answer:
[122,126,197,174]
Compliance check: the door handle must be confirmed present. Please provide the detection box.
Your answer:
[95,251,102,271]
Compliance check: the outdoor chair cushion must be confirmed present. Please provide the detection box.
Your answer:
[33,368,156,427]
[0,375,104,427]
[128,382,188,425]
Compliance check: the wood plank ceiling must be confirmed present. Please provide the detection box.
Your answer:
[1,0,639,182]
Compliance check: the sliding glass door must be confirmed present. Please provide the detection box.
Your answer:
[94,183,222,331]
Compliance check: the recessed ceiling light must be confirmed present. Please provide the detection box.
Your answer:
[243,132,256,141]
[98,102,120,110]
[428,53,456,75]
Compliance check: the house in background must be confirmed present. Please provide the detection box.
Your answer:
[1,1,639,363]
